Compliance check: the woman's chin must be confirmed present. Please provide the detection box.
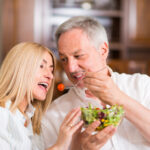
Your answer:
[34,95,46,101]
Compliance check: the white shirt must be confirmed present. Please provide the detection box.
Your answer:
[0,101,45,150]
[42,71,150,150]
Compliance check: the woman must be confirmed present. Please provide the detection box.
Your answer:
[0,42,83,150]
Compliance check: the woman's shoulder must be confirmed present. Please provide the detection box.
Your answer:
[0,106,12,127]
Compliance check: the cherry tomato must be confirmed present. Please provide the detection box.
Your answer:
[57,83,65,91]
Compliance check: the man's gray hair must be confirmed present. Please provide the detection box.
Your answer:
[55,16,108,50]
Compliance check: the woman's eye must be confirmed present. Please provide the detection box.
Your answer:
[40,64,44,68]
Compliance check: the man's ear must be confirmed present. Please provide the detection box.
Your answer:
[99,42,109,59]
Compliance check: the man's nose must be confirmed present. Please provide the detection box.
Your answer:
[67,58,78,73]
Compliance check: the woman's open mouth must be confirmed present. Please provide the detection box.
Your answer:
[38,82,49,92]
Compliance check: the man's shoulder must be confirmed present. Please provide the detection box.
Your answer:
[112,72,150,99]
[112,72,150,83]
[45,88,79,114]
[52,88,75,105]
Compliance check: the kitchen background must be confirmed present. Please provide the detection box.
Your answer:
[0,0,150,99]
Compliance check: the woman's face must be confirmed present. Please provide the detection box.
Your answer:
[32,51,54,101]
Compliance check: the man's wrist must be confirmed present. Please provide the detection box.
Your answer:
[46,144,62,150]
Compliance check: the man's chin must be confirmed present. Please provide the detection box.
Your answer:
[76,83,85,89]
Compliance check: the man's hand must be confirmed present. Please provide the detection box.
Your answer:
[83,70,125,105]
[72,121,116,150]
[83,70,150,143]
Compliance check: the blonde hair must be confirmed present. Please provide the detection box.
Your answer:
[0,42,56,134]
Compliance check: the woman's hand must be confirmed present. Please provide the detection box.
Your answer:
[53,108,84,150]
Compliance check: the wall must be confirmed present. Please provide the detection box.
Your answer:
[0,0,3,65]
[1,0,35,59]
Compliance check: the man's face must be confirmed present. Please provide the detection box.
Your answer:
[58,28,108,88]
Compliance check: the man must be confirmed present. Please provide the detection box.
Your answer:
[42,16,150,150]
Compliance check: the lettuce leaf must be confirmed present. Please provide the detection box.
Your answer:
[81,104,124,130]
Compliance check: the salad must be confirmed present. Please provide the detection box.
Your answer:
[81,104,124,130]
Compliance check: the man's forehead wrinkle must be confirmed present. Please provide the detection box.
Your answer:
[59,49,82,56]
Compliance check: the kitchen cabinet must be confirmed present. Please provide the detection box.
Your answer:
[35,0,127,59]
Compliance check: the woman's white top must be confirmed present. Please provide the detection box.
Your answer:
[0,101,45,150]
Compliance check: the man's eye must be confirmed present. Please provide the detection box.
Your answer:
[60,58,67,63]
[75,55,83,58]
